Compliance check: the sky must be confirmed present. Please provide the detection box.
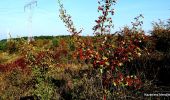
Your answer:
[0,0,170,40]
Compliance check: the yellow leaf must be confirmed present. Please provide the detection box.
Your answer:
[113,82,117,86]
[105,62,110,66]
[100,68,103,73]
[102,56,108,60]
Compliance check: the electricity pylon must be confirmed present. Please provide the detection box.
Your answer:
[6,28,11,42]
[24,0,37,42]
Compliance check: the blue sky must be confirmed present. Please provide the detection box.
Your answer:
[0,0,170,40]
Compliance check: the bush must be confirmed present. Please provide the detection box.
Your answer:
[52,38,59,47]
[0,40,7,51]
[151,19,170,53]
[6,40,19,54]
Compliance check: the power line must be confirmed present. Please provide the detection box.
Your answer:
[24,0,37,42]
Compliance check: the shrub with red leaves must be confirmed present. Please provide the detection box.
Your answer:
[0,57,28,72]
[58,0,150,99]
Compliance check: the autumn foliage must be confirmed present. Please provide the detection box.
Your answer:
[0,0,169,99]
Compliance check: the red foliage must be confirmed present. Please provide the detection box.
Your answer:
[0,57,28,72]
[58,0,149,95]
[0,64,6,72]
[14,57,27,70]
[93,0,116,35]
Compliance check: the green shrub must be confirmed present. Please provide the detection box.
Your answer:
[0,40,7,51]
[52,38,59,47]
